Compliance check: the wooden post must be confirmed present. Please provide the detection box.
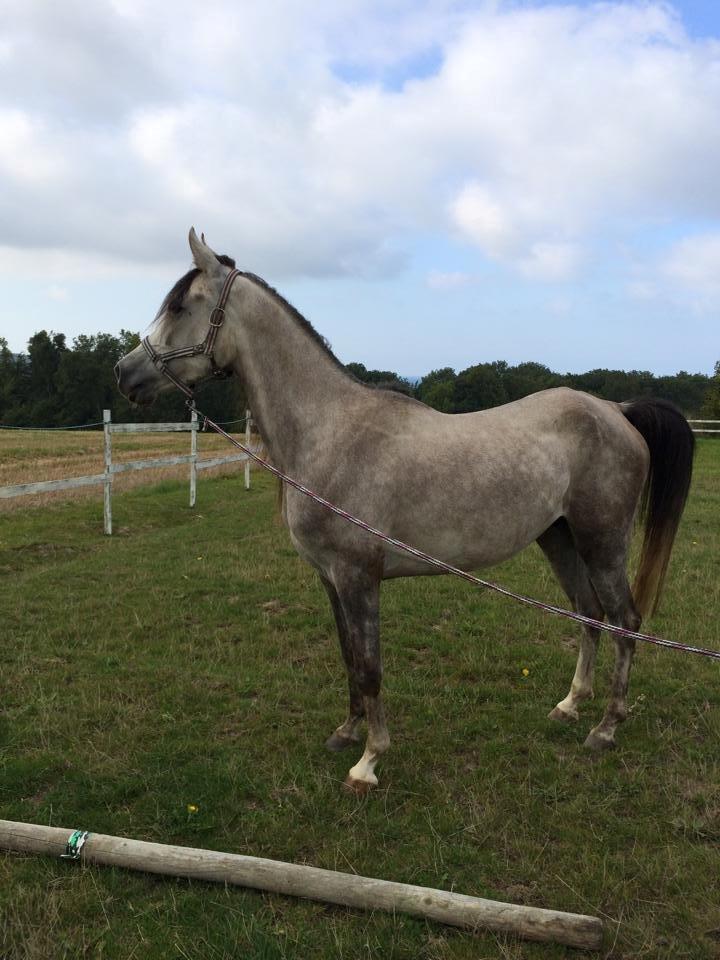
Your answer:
[245,409,252,491]
[189,409,198,507]
[103,409,112,535]
[0,820,603,950]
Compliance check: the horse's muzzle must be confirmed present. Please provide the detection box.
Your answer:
[115,355,156,405]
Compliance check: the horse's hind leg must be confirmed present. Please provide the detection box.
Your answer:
[320,575,364,751]
[575,534,642,751]
[537,519,603,722]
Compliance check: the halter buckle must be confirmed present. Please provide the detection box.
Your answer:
[208,307,225,327]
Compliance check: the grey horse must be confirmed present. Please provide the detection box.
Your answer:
[116,229,694,793]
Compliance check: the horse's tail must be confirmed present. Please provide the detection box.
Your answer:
[621,397,695,618]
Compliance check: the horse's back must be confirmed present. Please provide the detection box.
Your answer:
[362,385,645,477]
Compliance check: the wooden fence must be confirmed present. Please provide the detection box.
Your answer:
[0,410,255,535]
[688,419,720,435]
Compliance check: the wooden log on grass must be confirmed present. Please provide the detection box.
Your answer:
[0,819,603,950]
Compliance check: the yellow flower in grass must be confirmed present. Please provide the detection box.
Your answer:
[187,804,199,814]
[521,668,530,677]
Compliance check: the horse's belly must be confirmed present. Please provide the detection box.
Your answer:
[380,497,560,579]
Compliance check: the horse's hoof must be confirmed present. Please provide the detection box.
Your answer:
[548,705,578,723]
[325,732,359,753]
[583,730,616,752]
[343,775,375,796]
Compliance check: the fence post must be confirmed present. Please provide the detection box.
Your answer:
[190,409,198,507]
[245,409,252,491]
[103,409,112,535]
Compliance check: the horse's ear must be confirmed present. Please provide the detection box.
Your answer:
[188,227,221,275]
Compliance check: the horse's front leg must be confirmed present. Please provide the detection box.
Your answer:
[346,693,389,795]
[324,568,389,793]
[320,575,364,751]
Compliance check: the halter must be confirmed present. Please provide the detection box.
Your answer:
[142,268,241,401]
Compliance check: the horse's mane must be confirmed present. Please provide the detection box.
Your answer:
[157,257,351,377]
[239,271,349,375]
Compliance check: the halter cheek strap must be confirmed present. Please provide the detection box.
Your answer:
[142,268,241,401]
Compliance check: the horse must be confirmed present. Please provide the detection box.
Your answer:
[115,228,694,794]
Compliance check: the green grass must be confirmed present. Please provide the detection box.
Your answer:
[1,441,719,959]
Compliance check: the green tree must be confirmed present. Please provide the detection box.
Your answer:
[345,362,412,394]
[454,362,507,412]
[655,371,711,416]
[415,367,457,412]
[20,331,67,425]
[702,362,720,418]
[56,333,134,425]
[0,338,23,421]
[504,362,559,402]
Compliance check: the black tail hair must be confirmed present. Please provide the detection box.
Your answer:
[622,397,695,616]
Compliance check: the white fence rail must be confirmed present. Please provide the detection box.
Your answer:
[688,419,720,435]
[0,409,255,535]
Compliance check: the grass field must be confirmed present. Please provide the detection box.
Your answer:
[0,439,718,959]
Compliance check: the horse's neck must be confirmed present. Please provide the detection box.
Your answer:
[225,282,357,471]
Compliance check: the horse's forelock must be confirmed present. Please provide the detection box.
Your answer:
[154,254,237,322]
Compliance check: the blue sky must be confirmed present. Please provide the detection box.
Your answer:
[1,0,719,377]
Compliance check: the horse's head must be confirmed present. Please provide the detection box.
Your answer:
[115,228,237,404]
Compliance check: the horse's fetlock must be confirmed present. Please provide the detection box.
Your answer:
[571,683,593,703]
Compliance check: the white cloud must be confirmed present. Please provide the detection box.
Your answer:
[0,246,179,281]
[0,1,719,286]
[663,232,720,305]
[0,109,65,184]
[621,230,720,314]
[451,183,517,259]
[441,3,720,275]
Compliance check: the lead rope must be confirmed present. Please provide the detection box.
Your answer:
[196,408,719,662]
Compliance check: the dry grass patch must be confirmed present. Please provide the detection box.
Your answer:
[0,427,261,512]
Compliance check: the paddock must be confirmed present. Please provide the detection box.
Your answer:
[1,440,718,957]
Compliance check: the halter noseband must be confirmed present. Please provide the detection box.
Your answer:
[142,268,241,401]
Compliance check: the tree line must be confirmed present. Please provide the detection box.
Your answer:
[348,360,720,418]
[0,331,248,428]
[1,330,718,428]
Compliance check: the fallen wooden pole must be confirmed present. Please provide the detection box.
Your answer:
[0,819,603,950]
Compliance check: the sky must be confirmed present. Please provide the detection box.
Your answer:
[1,0,719,378]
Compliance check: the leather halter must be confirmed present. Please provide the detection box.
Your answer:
[142,268,241,401]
